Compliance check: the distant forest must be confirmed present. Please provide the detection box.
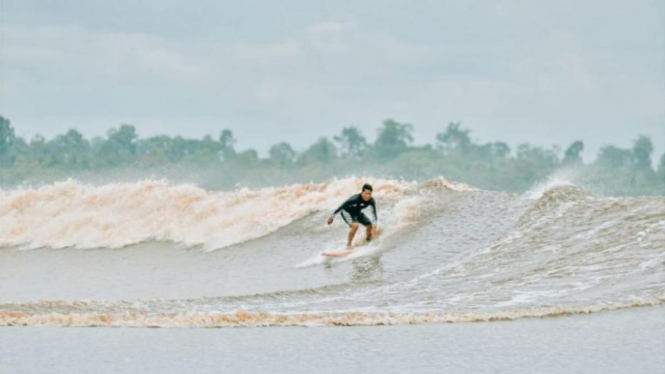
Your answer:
[1,115,663,195]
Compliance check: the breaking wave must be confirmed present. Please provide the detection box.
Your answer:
[0,177,470,250]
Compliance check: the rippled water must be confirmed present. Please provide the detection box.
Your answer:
[2,177,663,327]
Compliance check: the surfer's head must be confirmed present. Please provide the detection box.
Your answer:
[361,183,373,201]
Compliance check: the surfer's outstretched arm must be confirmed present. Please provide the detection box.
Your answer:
[328,204,344,223]
[328,196,355,223]
[331,202,345,217]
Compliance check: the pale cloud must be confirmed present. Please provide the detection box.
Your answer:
[546,31,594,90]
[255,79,288,103]
[376,37,433,66]
[304,22,434,66]
[3,26,77,68]
[557,53,593,90]
[500,29,596,93]
[4,26,207,84]
[223,41,301,62]
[493,3,511,19]
[4,25,305,87]
[307,22,346,55]
[95,33,206,83]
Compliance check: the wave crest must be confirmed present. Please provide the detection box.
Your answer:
[1,177,465,250]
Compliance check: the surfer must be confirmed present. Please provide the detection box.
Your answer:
[327,183,378,249]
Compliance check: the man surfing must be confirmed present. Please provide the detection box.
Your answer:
[327,183,378,249]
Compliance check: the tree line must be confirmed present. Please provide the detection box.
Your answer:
[1,115,663,195]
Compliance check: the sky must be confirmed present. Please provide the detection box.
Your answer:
[2,0,664,161]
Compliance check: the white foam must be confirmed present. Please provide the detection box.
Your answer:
[0,178,415,251]
[524,176,576,200]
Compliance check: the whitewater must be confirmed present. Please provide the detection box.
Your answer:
[1,176,664,328]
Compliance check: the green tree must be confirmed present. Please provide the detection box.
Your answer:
[97,124,138,166]
[269,142,297,166]
[334,126,368,158]
[52,129,92,168]
[167,136,190,162]
[659,153,665,181]
[189,135,223,164]
[435,122,471,155]
[390,146,440,179]
[234,149,259,167]
[0,116,17,167]
[632,135,653,170]
[596,145,633,169]
[220,129,237,161]
[28,135,53,167]
[25,134,67,168]
[467,142,511,164]
[516,144,560,165]
[514,143,560,184]
[297,137,337,165]
[110,125,138,153]
[562,141,584,165]
[137,136,174,163]
[490,142,511,159]
[372,119,414,161]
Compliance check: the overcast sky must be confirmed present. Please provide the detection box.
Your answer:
[2,0,664,160]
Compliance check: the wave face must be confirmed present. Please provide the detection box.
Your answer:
[1,177,664,327]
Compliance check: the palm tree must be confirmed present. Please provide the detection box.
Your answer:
[371,119,414,161]
[334,126,368,159]
[633,135,653,170]
[269,142,297,166]
[219,129,237,160]
[563,141,584,165]
[0,116,17,167]
[435,122,470,155]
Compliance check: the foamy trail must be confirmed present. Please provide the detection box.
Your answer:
[2,299,662,328]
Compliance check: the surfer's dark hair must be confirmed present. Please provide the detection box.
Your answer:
[362,183,373,192]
